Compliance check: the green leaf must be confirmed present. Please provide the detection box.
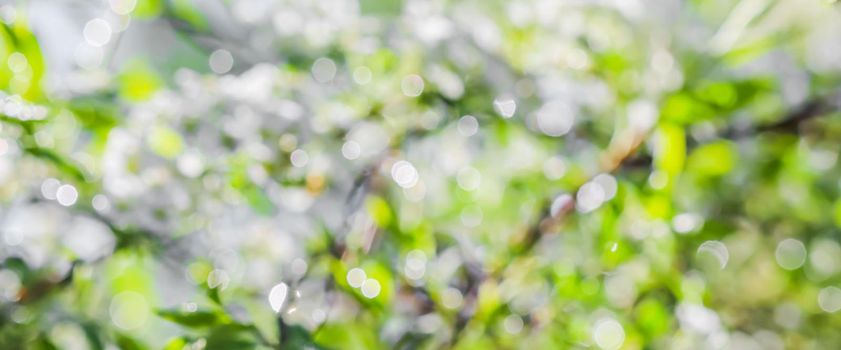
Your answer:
[0,21,46,100]
[23,146,88,182]
[687,141,737,177]
[635,298,671,338]
[833,199,841,229]
[157,309,228,328]
[204,324,259,350]
[134,0,164,18]
[119,61,162,102]
[281,324,323,349]
[81,322,105,350]
[695,82,737,109]
[32,336,59,350]
[115,334,147,350]
[107,252,155,296]
[314,323,381,350]
[244,186,276,216]
[206,285,222,305]
[661,93,712,124]
[359,261,394,305]
[359,0,402,16]
[653,123,686,188]
[68,97,120,141]
[172,0,209,31]
[147,125,184,159]
[366,195,394,228]
[163,337,190,350]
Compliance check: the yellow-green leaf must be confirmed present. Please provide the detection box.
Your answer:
[119,61,162,102]
[147,126,184,159]
[687,141,737,177]
[366,195,393,228]
[653,123,686,188]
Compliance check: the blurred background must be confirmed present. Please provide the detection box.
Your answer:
[1,0,841,349]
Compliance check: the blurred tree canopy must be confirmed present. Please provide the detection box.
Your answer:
[1,0,841,349]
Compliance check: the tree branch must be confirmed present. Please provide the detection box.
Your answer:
[449,90,841,341]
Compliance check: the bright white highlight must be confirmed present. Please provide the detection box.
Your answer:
[312,57,337,83]
[493,96,517,118]
[391,161,419,188]
[56,184,79,206]
[535,101,575,136]
[401,74,425,97]
[818,287,841,313]
[361,278,381,298]
[775,239,807,270]
[697,240,729,269]
[83,19,112,47]
[268,282,289,313]
[592,318,625,350]
[346,268,366,288]
[209,49,234,74]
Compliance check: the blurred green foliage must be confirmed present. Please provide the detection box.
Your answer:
[1,0,841,350]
